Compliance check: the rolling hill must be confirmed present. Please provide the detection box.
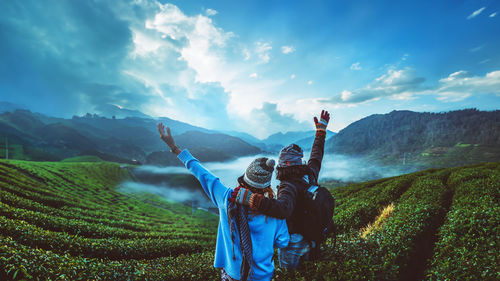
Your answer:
[326,109,500,167]
[0,159,497,280]
[0,109,261,163]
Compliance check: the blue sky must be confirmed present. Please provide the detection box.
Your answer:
[0,0,499,138]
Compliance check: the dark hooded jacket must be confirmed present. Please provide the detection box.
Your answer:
[256,134,325,234]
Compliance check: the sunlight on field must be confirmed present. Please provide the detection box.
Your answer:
[360,203,394,239]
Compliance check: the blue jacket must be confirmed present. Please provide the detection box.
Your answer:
[178,149,290,281]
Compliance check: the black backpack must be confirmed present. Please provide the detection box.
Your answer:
[295,183,336,259]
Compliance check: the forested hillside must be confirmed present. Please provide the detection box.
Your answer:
[0,110,260,163]
[327,109,500,166]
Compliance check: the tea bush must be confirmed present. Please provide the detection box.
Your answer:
[1,159,497,280]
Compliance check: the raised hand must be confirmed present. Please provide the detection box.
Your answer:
[157,123,181,155]
[314,110,330,135]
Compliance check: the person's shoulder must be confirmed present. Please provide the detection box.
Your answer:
[279,179,307,189]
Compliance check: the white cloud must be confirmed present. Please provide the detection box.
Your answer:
[126,3,293,131]
[479,58,491,64]
[318,67,425,104]
[350,62,362,70]
[255,41,272,63]
[246,102,309,138]
[467,7,486,19]
[469,45,484,52]
[439,70,471,82]
[242,48,251,60]
[490,12,497,18]
[435,70,500,101]
[131,29,164,57]
[290,74,296,79]
[281,45,295,54]
[308,80,313,85]
[205,8,217,16]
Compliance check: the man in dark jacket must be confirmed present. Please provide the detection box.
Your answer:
[230,110,330,269]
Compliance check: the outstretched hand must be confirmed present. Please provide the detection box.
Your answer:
[157,123,181,155]
[314,110,330,135]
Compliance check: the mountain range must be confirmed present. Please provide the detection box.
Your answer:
[1,103,498,168]
[0,109,260,163]
[0,105,327,164]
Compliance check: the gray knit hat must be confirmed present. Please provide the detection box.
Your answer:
[243,157,275,189]
[278,144,304,167]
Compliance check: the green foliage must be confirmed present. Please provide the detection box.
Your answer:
[0,159,218,280]
[277,164,497,280]
[327,109,500,166]
[0,159,497,280]
[426,167,500,280]
[61,155,104,162]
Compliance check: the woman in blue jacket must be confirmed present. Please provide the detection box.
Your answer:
[157,123,289,281]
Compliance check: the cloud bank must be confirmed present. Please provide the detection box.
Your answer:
[0,0,307,138]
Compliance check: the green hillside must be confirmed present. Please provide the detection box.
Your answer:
[0,160,498,280]
[0,109,261,163]
[327,109,500,167]
[0,160,219,280]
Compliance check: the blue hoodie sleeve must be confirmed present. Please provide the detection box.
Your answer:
[274,219,290,248]
[177,149,230,208]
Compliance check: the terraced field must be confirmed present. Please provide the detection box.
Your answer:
[0,160,498,280]
[0,160,220,280]
[277,162,499,280]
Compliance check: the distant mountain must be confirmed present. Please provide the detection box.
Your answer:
[0,101,23,113]
[262,130,336,148]
[175,131,261,157]
[0,109,261,163]
[145,131,261,166]
[146,147,233,166]
[294,133,336,151]
[220,130,262,145]
[327,109,500,167]
[263,131,314,146]
[94,104,152,119]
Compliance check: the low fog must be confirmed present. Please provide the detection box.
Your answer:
[118,153,416,210]
[117,181,214,210]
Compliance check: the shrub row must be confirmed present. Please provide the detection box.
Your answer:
[330,177,391,204]
[426,167,499,280]
[0,189,160,231]
[0,202,215,241]
[370,174,450,280]
[333,174,416,233]
[0,216,214,260]
[0,235,218,280]
[1,187,216,235]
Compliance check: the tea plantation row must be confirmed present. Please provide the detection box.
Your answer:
[0,159,498,280]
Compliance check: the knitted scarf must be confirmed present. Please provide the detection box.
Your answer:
[228,185,253,281]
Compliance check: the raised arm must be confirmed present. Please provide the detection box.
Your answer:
[230,110,330,218]
[158,123,230,208]
[307,110,330,184]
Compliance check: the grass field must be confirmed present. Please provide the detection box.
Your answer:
[0,160,498,280]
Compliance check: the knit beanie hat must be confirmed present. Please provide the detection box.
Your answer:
[243,157,275,189]
[278,144,304,167]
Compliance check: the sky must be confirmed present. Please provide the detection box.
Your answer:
[0,0,499,138]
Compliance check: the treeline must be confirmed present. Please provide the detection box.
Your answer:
[327,109,500,158]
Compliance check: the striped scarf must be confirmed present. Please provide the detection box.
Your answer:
[228,186,253,281]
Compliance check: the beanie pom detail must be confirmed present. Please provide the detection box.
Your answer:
[266,159,275,169]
